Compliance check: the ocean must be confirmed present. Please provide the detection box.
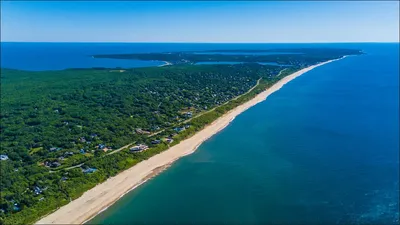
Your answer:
[1,43,398,224]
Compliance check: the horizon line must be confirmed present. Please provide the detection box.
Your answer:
[1,41,399,44]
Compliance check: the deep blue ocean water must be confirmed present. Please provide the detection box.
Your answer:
[1,43,398,224]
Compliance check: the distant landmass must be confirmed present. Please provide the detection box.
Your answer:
[93,48,363,65]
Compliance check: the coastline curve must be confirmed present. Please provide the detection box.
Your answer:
[36,56,346,225]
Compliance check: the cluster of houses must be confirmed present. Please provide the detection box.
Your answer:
[159,124,191,145]
[148,126,190,147]
[39,121,194,171]
[130,144,149,153]
[42,135,115,169]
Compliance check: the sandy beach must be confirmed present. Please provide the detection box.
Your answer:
[36,57,345,225]
[158,61,172,67]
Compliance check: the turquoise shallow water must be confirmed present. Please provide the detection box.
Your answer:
[82,43,398,224]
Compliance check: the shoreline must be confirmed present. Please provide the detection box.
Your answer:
[158,61,172,67]
[36,56,345,225]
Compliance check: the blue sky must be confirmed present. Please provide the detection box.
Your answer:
[1,1,399,43]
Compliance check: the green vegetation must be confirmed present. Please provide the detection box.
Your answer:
[0,49,359,224]
[94,48,362,65]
